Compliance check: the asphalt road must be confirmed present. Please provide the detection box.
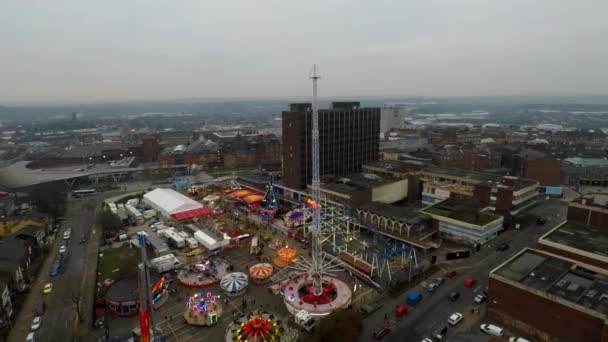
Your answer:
[360,199,567,342]
[8,196,98,342]
[39,197,97,342]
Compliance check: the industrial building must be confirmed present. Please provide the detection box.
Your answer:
[282,102,380,190]
[489,248,608,342]
[561,157,608,187]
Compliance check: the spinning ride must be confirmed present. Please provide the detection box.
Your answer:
[225,310,298,342]
[273,244,297,268]
[249,263,273,284]
[220,272,249,297]
[184,292,223,326]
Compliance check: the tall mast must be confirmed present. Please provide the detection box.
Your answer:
[309,65,323,295]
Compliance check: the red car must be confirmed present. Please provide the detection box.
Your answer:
[445,270,457,278]
[373,327,391,340]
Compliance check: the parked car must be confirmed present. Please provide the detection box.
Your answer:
[372,327,390,340]
[447,313,463,326]
[509,338,532,342]
[43,283,53,294]
[80,234,87,243]
[448,291,460,302]
[474,293,487,304]
[432,326,448,340]
[536,216,547,225]
[480,324,504,336]
[421,339,433,342]
[497,243,509,251]
[434,276,444,285]
[473,293,488,304]
[423,281,438,293]
[59,245,67,254]
[25,332,36,342]
[30,316,42,331]
[445,270,457,278]
[63,229,71,240]
[186,249,202,257]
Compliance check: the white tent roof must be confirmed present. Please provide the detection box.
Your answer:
[143,188,203,217]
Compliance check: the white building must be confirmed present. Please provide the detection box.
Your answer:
[143,188,207,220]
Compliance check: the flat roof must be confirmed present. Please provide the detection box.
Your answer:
[540,221,608,259]
[421,199,501,226]
[358,202,424,225]
[422,166,537,191]
[564,157,608,168]
[493,248,608,317]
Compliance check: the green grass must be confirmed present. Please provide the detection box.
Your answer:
[98,244,140,281]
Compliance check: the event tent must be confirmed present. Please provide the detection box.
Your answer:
[143,188,209,219]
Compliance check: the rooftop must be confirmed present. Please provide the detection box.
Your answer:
[540,221,608,259]
[493,248,608,318]
[421,199,502,226]
[358,202,424,225]
[564,157,608,168]
[321,171,405,195]
[422,166,538,191]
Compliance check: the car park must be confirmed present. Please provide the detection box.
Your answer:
[448,291,460,301]
[372,327,390,340]
[43,283,53,294]
[30,316,42,331]
[447,312,463,325]
[480,324,504,336]
[474,293,487,304]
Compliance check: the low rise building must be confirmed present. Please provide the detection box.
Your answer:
[420,198,504,246]
[489,248,608,342]
[567,196,608,228]
[561,157,608,188]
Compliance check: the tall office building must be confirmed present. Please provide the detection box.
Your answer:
[282,101,380,190]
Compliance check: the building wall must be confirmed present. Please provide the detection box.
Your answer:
[488,277,608,342]
[370,179,408,204]
[537,243,608,270]
[495,189,514,217]
[525,158,561,186]
[282,103,380,190]
[567,205,608,228]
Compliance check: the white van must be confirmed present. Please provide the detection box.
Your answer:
[509,338,532,342]
[480,324,504,336]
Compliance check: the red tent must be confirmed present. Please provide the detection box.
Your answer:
[171,207,213,221]
[464,278,476,288]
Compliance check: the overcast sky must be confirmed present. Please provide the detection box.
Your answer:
[1,0,607,104]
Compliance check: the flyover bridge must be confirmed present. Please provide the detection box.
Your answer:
[0,161,189,189]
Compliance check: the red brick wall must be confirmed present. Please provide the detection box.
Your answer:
[537,243,608,269]
[495,189,514,217]
[488,277,608,342]
[525,158,561,186]
[567,206,608,228]
[473,184,492,206]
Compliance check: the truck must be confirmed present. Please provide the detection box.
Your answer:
[150,254,182,274]
[294,310,316,332]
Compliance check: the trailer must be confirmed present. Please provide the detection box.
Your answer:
[150,254,182,273]
[165,230,186,249]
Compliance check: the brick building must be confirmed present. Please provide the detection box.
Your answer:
[429,126,481,146]
[489,248,608,342]
[567,197,608,228]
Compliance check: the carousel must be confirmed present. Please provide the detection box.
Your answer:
[177,258,229,288]
[184,291,223,326]
[283,209,311,228]
[282,274,352,317]
[248,263,274,284]
[273,244,297,268]
[224,310,298,342]
[220,272,249,297]
[203,194,221,208]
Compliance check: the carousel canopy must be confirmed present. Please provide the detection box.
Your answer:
[249,263,273,279]
[220,272,248,293]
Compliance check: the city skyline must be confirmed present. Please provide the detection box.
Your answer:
[2,0,608,104]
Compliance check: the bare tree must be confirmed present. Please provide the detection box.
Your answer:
[71,290,83,322]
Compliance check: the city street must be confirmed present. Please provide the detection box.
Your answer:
[359,199,567,342]
[8,196,99,342]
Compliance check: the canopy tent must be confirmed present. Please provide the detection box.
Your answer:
[144,188,204,218]
[220,272,248,297]
[193,230,230,251]
[171,207,213,221]
[249,263,273,283]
